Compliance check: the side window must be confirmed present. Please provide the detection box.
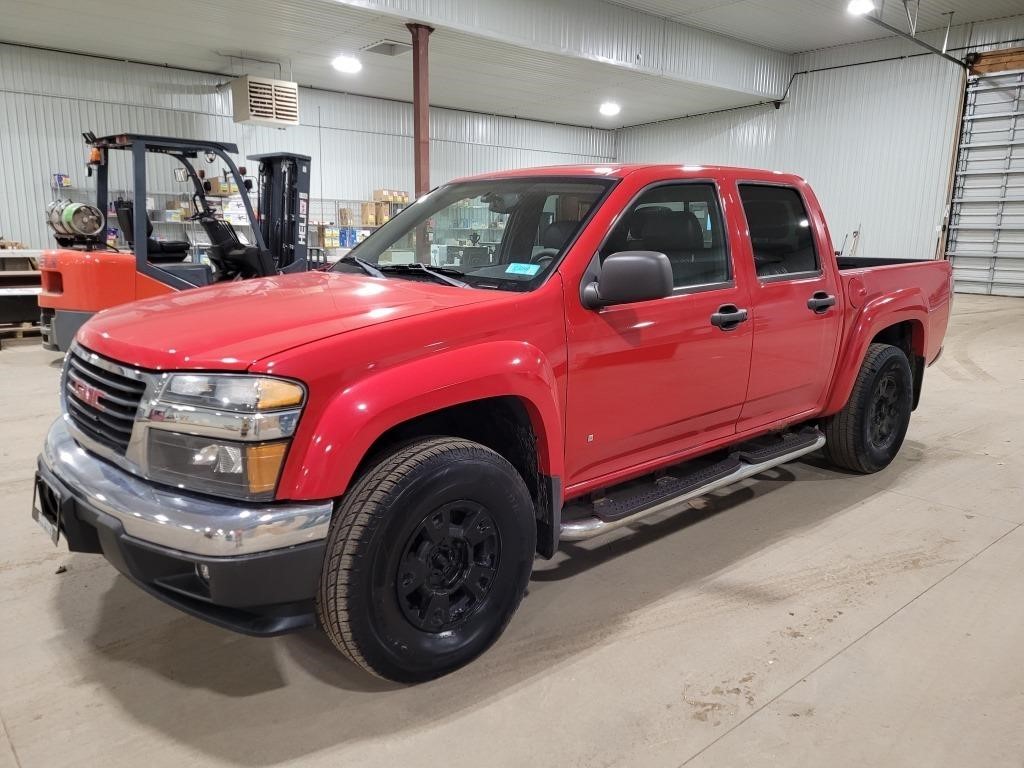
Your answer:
[601,183,729,289]
[738,185,819,279]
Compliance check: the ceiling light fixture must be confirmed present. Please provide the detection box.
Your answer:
[846,0,875,15]
[332,55,363,74]
[599,101,621,117]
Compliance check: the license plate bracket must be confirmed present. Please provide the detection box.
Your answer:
[32,473,62,547]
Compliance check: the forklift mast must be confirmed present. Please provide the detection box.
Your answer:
[250,153,311,272]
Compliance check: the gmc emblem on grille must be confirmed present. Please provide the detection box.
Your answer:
[70,378,105,411]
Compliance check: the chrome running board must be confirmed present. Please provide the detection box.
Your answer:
[559,431,825,542]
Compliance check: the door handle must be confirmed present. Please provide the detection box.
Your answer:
[807,291,836,313]
[710,304,749,330]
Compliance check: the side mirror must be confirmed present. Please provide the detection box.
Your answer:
[581,251,674,309]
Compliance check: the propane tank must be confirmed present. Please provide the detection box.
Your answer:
[46,199,105,237]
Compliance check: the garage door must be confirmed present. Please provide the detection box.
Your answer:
[947,68,1024,296]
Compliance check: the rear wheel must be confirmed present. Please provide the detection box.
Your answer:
[317,437,535,683]
[823,343,913,474]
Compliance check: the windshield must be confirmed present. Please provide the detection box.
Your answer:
[331,177,613,291]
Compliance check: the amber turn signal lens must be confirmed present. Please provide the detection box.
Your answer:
[256,379,305,410]
[246,443,288,495]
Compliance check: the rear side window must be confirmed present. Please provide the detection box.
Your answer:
[738,185,819,279]
[601,183,729,289]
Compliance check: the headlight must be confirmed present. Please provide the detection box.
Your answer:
[158,374,304,412]
[147,431,289,501]
[144,374,305,501]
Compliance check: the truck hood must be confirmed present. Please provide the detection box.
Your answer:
[77,271,499,370]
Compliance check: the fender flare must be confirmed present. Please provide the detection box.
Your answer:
[277,340,563,500]
[822,287,928,415]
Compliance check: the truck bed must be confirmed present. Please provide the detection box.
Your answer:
[836,256,952,366]
[835,256,933,270]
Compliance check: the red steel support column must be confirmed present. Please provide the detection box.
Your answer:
[407,23,433,263]
[407,23,434,200]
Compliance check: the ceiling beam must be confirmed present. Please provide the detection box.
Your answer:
[330,0,794,100]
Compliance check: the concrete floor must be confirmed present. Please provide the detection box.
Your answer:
[1,294,1022,767]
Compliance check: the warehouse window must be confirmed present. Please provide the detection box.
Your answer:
[738,185,819,278]
[601,183,729,289]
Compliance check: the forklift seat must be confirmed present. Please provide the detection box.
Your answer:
[113,200,190,263]
[198,216,276,279]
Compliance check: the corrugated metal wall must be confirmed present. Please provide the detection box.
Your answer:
[618,51,965,260]
[0,44,615,248]
[618,17,1024,261]
[6,15,1024,255]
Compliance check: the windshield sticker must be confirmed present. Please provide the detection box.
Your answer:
[505,262,541,276]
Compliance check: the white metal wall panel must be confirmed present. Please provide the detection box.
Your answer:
[965,15,1024,53]
[947,69,1024,296]
[792,14,1024,72]
[0,44,613,248]
[618,51,965,260]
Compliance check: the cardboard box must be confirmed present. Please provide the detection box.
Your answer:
[361,202,378,227]
[322,226,340,248]
[206,178,238,196]
[372,189,389,202]
[338,208,353,226]
[375,202,391,225]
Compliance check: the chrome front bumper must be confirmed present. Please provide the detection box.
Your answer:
[41,417,333,557]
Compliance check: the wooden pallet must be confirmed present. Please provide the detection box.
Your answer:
[0,322,41,349]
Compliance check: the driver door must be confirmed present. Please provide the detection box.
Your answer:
[563,181,753,489]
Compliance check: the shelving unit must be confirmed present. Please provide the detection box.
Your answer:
[307,195,410,260]
[427,200,507,266]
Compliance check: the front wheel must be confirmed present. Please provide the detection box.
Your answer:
[317,437,536,683]
[823,342,913,474]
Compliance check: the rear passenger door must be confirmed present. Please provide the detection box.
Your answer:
[735,184,842,430]
[563,181,753,487]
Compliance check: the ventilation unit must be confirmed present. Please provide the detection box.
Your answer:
[361,39,412,56]
[230,76,300,127]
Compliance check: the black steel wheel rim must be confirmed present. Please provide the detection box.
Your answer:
[397,501,501,633]
[868,369,903,450]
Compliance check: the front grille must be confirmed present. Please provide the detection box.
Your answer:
[65,348,146,454]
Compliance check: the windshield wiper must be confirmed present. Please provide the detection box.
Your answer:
[378,263,469,288]
[338,254,385,278]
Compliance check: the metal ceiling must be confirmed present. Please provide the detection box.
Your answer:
[3,0,1022,130]
[2,0,770,128]
[611,0,1024,53]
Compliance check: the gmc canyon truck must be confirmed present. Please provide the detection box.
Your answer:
[33,164,952,683]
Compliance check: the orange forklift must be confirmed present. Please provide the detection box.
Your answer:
[39,133,312,351]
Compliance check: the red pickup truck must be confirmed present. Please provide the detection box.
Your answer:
[34,164,951,682]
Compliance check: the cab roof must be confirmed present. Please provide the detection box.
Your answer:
[452,163,806,187]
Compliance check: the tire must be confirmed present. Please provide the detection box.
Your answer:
[823,342,913,474]
[316,437,536,683]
